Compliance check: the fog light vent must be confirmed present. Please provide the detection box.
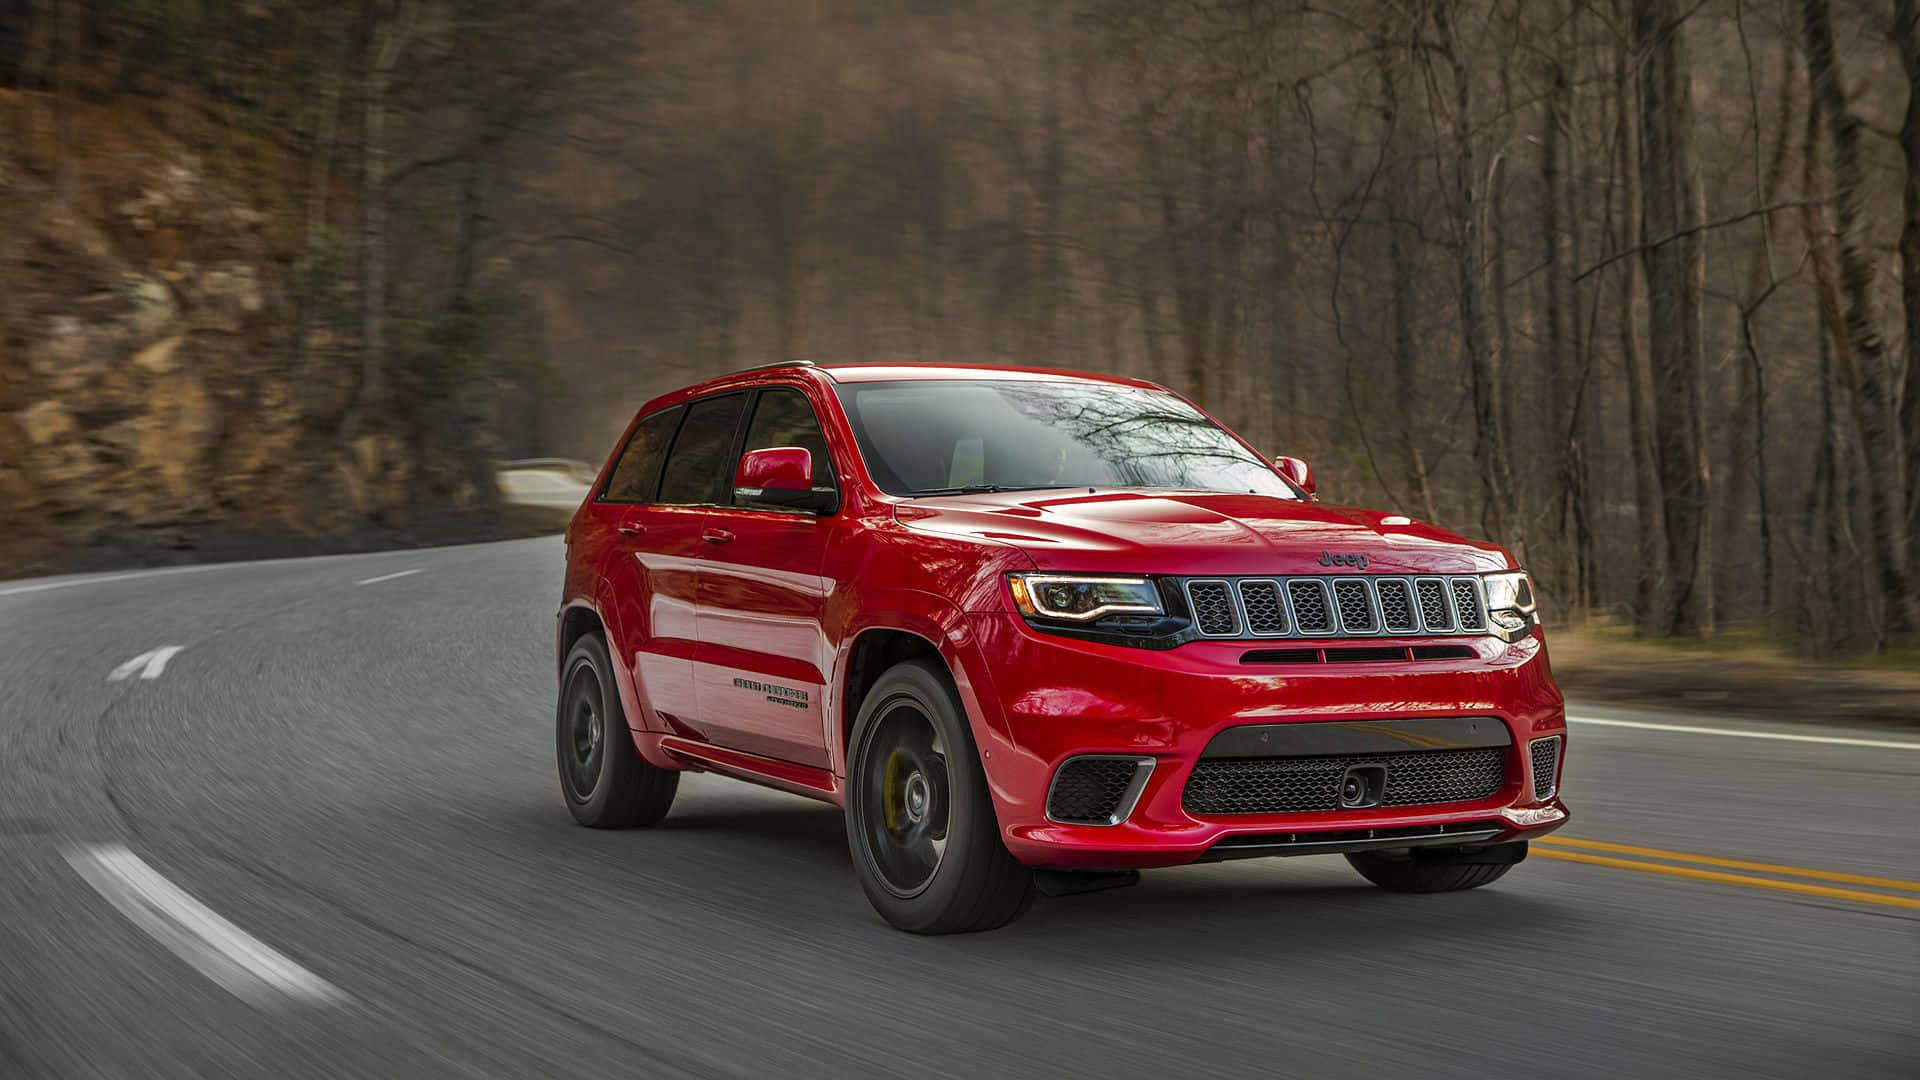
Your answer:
[1046,756,1154,826]
[1529,736,1562,800]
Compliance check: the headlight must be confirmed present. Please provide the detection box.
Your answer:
[1482,570,1537,642]
[1008,573,1164,622]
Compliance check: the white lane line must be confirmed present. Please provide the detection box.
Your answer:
[0,563,235,598]
[355,568,423,586]
[106,646,185,682]
[64,844,345,1007]
[1568,714,1920,751]
[0,539,501,598]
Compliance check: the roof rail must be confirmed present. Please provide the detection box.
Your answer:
[731,359,817,374]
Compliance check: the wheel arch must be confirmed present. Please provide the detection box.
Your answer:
[558,601,606,677]
[829,594,1013,784]
[558,595,658,742]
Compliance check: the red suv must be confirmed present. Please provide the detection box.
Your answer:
[557,362,1568,933]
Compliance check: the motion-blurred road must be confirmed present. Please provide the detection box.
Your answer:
[495,461,595,510]
[0,537,1914,1079]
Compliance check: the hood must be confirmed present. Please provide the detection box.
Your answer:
[893,489,1512,576]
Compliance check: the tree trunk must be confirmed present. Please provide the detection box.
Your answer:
[343,0,419,440]
[1431,1,1518,553]
[1801,0,1919,636]
[1543,23,1584,610]
[1895,0,1920,581]
[1613,22,1670,634]
[1729,36,1797,618]
[1801,69,1875,651]
[1633,0,1710,634]
[1382,55,1435,521]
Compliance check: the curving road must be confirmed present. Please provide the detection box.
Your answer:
[1,537,1915,1078]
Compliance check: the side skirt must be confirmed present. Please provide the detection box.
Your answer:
[649,734,844,807]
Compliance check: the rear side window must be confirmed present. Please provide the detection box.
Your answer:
[658,393,748,505]
[735,389,837,506]
[601,406,683,504]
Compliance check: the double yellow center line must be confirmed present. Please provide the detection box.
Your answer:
[1531,836,1920,911]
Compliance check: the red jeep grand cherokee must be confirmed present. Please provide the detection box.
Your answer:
[557,361,1568,933]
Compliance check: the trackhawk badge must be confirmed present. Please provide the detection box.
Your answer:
[1318,550,1370,569]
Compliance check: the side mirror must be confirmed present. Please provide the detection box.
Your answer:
[1273,454,1316,498]
[734,447,836,513]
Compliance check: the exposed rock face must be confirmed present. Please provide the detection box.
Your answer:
[0,93,471,566]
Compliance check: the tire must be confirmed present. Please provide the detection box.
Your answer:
[557,633,678,828]
[1345,849,1517,893]
[844,659,1033,934]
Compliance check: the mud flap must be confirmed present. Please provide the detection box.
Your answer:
[1033,869,1142,897]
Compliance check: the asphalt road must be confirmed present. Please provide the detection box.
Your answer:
[1,536,1915,1079]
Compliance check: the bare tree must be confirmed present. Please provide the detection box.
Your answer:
[1801,0,1918,636]
[1634,0,1711,634]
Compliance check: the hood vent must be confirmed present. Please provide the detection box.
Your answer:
[1241,643,1479,665]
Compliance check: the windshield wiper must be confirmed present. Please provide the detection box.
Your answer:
[905,484,1083,497]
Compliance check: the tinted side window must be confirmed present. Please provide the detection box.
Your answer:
[735,389,837,508]
[658,394,748,505]
[601,406,683,503]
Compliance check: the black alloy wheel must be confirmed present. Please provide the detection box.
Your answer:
[562,663,607,801]
[845,659,1033,933]
[556,633,678,828]
[856,701,952,897]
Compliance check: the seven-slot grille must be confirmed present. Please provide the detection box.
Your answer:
[1529,736,1562,800]
[1183,747,1507,815]
[1182,575,1490,639]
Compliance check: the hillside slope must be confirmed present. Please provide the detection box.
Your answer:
[0,92,503,575]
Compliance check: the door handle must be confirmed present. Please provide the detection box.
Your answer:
[702,528,734,544]
[616,523,645,538]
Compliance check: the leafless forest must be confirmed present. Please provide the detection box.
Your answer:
[4,0,1918,655]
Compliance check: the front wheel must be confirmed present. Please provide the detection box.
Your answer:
[845,660,1032,934]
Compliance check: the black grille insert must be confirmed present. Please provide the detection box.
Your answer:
[1416,578,1452,631]
[1333,579,1374,632]
[1238,580,1287,635]
[1288,580,1333,634]
[1186,581,1238,636]
[1451,579,1485,630]
[1183,747,1507,815]
[1048,757,1147,824]
[1377,578,1416,632]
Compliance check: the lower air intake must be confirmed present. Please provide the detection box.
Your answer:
[1183,748,1506,815]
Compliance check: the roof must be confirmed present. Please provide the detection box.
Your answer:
[633,361,1175,421]
[812,362,1167,390]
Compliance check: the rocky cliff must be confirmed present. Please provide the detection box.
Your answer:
[1,92,505,575]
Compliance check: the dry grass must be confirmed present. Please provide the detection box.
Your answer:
[1549,620,1920,729]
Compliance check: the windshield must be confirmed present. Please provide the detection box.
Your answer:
[832,379,1298,498]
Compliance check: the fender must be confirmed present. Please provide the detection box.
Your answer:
[829,586,1029,830]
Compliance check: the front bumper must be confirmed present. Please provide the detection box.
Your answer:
[962,613,1570,870]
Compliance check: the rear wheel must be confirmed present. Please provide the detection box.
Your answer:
[845,660,1032,933]
[557,633,678,828]
[1345,847,1519,892]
